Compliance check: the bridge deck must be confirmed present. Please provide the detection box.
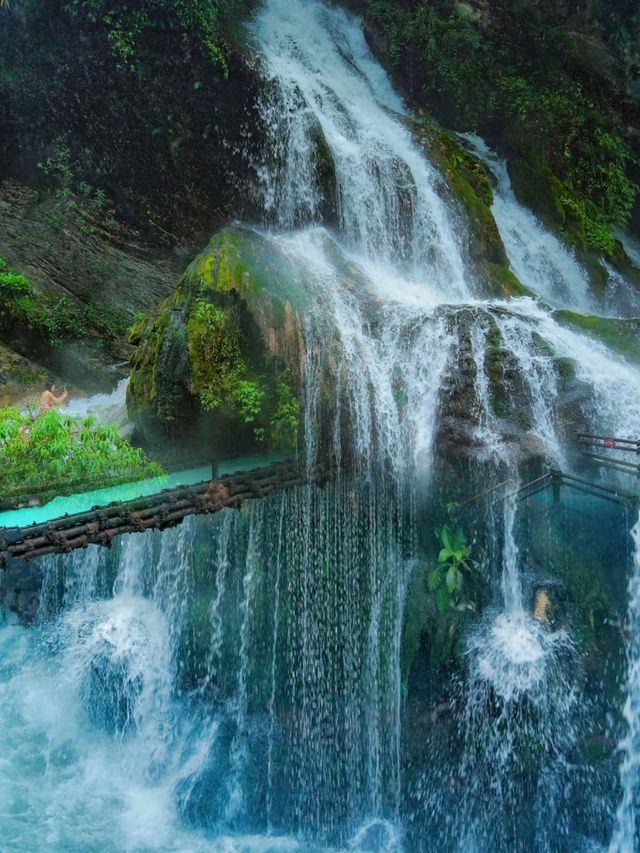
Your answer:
[0,457,324,568]
[0,452,292,531]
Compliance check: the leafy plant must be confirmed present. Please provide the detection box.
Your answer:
[234,379,264,424]
[63,0,246,73]
[270,381,301,448]
[428,524,479,612]
[37,138,118,234]
[0,407,165,502]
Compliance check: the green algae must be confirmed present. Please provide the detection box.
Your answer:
[128,227,304,452]
[554,310,640,363]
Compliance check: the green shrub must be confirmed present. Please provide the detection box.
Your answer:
[0,258,32,298]
[63,0,247,73]
[367,0,639,239]
[0,407,165,501]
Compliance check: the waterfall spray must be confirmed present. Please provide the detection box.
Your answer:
[610,515,640,852]
[1,0,640,850]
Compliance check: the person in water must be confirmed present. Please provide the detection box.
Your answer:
[37,378,68,416]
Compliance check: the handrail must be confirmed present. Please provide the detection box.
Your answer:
[449,477,516,512]
[455,468,639,518]
[580,452,640,474]
[577,433,640,446]
[458,472,555,518]
[577,433,640,454]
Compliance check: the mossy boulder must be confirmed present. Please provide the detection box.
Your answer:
[128,226,306,459]
[420,123,507,268]
[479,261,534,299]
[411,119,535,299]
[414,118,500,256]
[554,310,640,363]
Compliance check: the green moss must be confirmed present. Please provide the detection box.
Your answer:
[187,300,262,421]
[509,159,563,225]
[128,227,305,451]
[127,307,172,421]
[554,310,640,363]
[422,126,507,268]
[480,261,532,299]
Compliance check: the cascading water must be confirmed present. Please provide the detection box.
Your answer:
[461,135,596,314]
[610,515,640,852]
[65,378,133,438]
[2,0,640,850]
[462,135,640,319]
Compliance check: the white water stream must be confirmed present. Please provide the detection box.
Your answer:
[461,134,596,314]
[1,0,640,850]
[610,515,640,852]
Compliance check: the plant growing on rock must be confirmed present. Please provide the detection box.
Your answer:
[63,0,247,73]
[0,256,127,352]
[428,524,479,612]
[188,300,264,423]
[270,381,301,448]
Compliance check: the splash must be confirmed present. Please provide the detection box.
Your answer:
[610,515,640,852]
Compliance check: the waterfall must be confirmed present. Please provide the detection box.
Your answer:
[2,0,640,850]
[461,135,596,314]
[254,0,470,299]
[610,515,640,852]
[65,378,133,439]
[501,490,523,614]
[464,134,640,319]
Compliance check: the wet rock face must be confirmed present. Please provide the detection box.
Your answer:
[127,227,304,459]
[435,308,533,460]
[0,558,42,624]
[462,0,640,104]
[0,178,191,392]
[0,342,46,408]
[0,2,264,243]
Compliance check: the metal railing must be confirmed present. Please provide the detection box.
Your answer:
[454,469,639,518]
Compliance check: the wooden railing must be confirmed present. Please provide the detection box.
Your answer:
[0,460,332,567]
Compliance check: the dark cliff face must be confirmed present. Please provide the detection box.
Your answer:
[358,0,640,243]
[468,0,639,104]
[0,0,262,244]
[0,0,266,389]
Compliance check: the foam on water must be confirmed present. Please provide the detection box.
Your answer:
[2,0,640,850]
[65,377,132,438]
[610,514,640,852]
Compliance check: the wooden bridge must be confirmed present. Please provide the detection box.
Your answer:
[3,430,639,567]
[0,459,330,568]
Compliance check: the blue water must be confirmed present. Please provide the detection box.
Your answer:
[0,453,291,530]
